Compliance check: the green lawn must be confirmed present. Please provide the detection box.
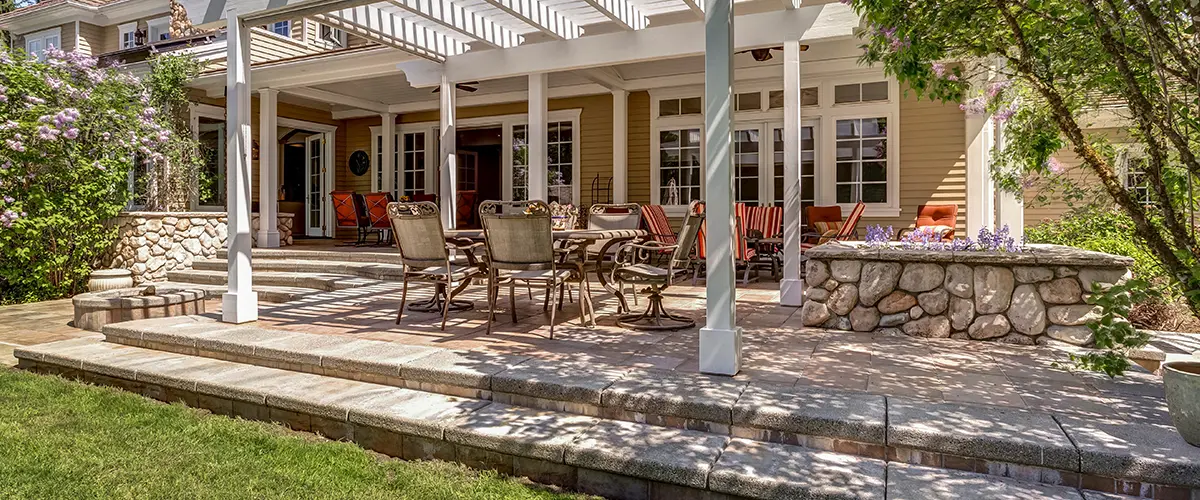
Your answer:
[0,368,592,499]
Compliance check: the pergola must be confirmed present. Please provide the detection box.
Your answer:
[180,0,856,375]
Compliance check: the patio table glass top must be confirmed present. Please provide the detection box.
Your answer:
[445,228,646,241]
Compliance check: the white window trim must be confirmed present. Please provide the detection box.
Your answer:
[146,16,171,43]
[190,103,228,210]
[118,21,139,49]
[317,23,347,49]
[24,27,61,58]
[648,70,901,218]
[381,109,583,205]
[268,20,293,39]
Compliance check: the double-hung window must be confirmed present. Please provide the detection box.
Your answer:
[147,17,171,43]
[24,28,61,60]
[270,21,291,38]
[119,22,139,49]
[657,128,703,207]
[834,117,889,204]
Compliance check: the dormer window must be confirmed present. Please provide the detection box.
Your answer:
[119,22,138,49]
[24,27,60,60]
[147,17,171,42]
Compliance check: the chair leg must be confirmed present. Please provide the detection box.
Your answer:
[510,282,518,324]
[487,272,496,334]
[547,281,557,339]
[543,282,551,311]
[580,279,596,327]
[395,278,409,325]
[439,283,452,331]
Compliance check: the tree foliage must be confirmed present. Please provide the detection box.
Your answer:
[849,0,1200,318]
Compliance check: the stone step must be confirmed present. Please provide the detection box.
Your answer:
[217,247,404,265]
[193,258,406,281]
[97,316,1200,497]
[165,269,382,291]
[161,282,322,304]
[15,338,903,500]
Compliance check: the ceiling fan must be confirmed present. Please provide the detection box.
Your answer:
[432,81,480,93]
[735,44,807,62]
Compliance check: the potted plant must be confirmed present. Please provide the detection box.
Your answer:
[1164,360,1200,446]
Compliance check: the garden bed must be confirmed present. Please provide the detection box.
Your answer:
[799,243,1134,346]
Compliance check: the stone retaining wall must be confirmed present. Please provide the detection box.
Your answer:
[104,211,294,283]
[799,243,1134,346]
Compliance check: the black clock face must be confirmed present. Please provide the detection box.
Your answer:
[349,150,370,176]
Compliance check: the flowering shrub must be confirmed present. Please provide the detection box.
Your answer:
[0,49,165,303]
[863,223,1026,252]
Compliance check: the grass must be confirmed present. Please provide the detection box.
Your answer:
[0,368,592,499]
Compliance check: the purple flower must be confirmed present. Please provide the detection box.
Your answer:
[931,62,946,78]
[63,128,79,140]
[5,139,24,152]
[1046,157,1064,174]
[864,224,896,246]
[959,96,986,115]
[37,125,59,141]
[995,104,1017,122]
[986,80,1010,98]
[25,96,45,105]
[946,74,959,81]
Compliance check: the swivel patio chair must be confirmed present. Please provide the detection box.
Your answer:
[897,203,959,241]
[388,201,485,331]
[480,200,594,338]
[610,200,704,330]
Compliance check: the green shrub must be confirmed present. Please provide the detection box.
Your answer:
[1025,205,1164,283]
[0,49,162,304]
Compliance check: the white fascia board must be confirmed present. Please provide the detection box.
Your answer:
[385,0,523,48]
[190,46,411,94]
[580,0,647,30]
[383,82,607,113]
[0,3,95,34]
[283,87,390,113]
[443,7,822,82]
[479,0,581,40]
[575,67,626,90]
[314,5,469,61]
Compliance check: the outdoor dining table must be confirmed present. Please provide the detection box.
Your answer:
[436,228,648,314]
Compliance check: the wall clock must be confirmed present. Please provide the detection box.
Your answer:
[348,150,370,176]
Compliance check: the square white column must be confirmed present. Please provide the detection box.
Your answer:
[699,0,742,376]
[965,113,995,236]
[994,120,1024,238]
[223,11,258,323]
[439,75,457,228]
[612,90,628,204]
[381,112,396,195]
[528,73,549,202]
[256,88,280,248]
[779,40,804,307]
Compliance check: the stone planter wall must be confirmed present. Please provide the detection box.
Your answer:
[799,243,1134,346]
[103,211,294,283]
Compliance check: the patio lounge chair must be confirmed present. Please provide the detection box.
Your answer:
[801,201,866,251]
[610,200,704,330]
[695,202,760,284]
[480,200,594,338]
[897,203,958,241]
[388,201,485,331]
[745,205,785,281]
[640,204,678,249]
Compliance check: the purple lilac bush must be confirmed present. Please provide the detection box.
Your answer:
[0,48,166,302]
[863,223,1026,252]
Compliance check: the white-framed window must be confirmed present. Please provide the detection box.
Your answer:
[190,103,227,209]
[270,21,292,38]
[650,72,900,217]
[547,121,574,205]
[319,24,346,48]
[370,130,430,198]
[656,128,703,207]
[657,96,702,117]
[24,27,61,60]
[401,132,426,196]
[1119,150,1154,206]
[119,22,139,49]
[147,17,171,42]
[511,124,529,201]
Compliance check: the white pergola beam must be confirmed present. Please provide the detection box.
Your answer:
[480,0,582,40]
[282,87,390,113]
[443,8,822,82]
[314,5,468,62]
[580,0,647,30]
[385,0,523,48]
[680,0,704,17]
[576,67,626,90]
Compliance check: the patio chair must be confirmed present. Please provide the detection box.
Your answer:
[694,202,760,284]
[640,204,678,249]
[456,190,478,228]
[746,205,785,281]
[411,193,438,204]
[610,200,704,330]
[388,201,485,331]
[549,201,579,230]
[801,201,866,251]
[362,191,394,245]
[480,200,594,338]
[331,190,368,245]
[897,204,958,241]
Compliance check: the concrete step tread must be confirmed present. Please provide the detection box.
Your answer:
[164,269,382,291]
[193,258,408,280]
[17,338,897,500]
[159,282,322,304]
[93,316,1200,492]
[217,247,403,264]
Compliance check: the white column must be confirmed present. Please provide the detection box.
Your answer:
[256,88,280,248]
[993,120,1024,239]
[612,90,628,204]
[381,112,396,195]
[223,11,258,323]
[439,75,457,227]
[528,73,549,201]
[699,0,742,376]
[965,113,995,236]
[779,40,804,307]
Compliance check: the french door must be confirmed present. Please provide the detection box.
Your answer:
[770,122,817,232]
[304,134,328,237]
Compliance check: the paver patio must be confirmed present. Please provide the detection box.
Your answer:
[1,275,1177,426]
